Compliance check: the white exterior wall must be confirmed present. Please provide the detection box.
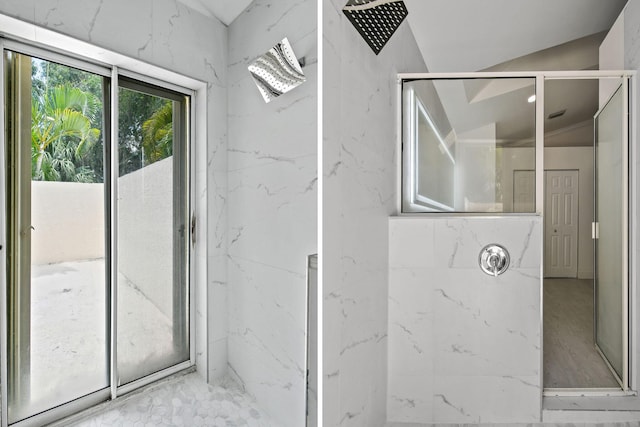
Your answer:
[118,158,173,318]
[31,181,105,265]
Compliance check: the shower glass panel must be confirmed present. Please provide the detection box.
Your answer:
[402,78,536,213]
[116,79,189,385]
[4,51,109,423]
[595,82,627,385]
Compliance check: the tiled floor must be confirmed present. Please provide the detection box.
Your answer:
[66,372,274,427]
[544,278,619,388]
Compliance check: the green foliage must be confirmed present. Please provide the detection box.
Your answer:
[118,88,170,175]
[30,59,175,181]
[32,60,103,101]
[31,60,105,183]
[31,85,101,182]
[142,100,173,164]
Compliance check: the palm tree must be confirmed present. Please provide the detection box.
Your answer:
[141,100,173,165]
[31,85,101,182]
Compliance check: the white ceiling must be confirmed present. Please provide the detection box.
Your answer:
[175,0,253,25]
[403,0,627,148]
[405,0,627,72]
[175,1,627,67]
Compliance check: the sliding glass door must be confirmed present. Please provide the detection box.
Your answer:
[116,78,189,386]
[4,50,109,423]
[2,44,191,425]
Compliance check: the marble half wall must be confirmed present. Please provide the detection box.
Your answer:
[322,0,428,425]
[388,216,542,424]
[227,1,317,427]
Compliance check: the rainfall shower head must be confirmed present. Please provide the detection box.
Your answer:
[248,37,306,103]
[342,0,409,55]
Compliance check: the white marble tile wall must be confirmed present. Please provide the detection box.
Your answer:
[624,0,640,393]
[0,0,228,383]
[322,1,427,426]
[226,1,317,427]
[387,422,640,427]
[388,216,542,424]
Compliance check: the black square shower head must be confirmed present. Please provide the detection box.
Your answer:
[342,0,409,55]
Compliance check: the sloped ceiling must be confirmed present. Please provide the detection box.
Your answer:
[175,0,253,25]
[404,0,627,72]
[403,0,628,148]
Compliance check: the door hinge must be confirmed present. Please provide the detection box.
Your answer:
[592,221,599,239]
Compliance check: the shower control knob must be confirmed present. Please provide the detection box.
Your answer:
[479,244,510,277]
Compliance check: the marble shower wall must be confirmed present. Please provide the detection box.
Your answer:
[624,0,640,392]
[226,1,317,427]
[0,0,228,382]
[388,216,542,424]
[322,1,427,426]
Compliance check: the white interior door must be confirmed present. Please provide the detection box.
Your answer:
[544,170,579,278]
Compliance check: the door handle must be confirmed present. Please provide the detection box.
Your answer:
[191,214,196,246]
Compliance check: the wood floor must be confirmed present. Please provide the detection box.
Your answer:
[543,278,620,389]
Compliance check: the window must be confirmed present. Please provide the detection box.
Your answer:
[2,43,192,425]
[402,78,536,213]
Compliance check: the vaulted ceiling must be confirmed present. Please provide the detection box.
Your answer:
[403,0,628,147]
[175,1,627,70]
[404,0,627,72]
[175,0,253,25]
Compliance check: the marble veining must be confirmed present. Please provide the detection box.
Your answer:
[388,217,542,424]
[65,373,273,427]
[322,0,428,424]
[226,1,316,426]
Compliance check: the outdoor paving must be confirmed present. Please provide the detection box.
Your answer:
[26,259,174,418]
[26,259,273,426]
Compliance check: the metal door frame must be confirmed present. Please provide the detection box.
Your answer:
[0,37,197,427]
[593,80,629,391]
[396,70,636,400]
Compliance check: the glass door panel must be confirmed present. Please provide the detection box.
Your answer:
[116,79,189,385]
[595,83,627,385]
[4,51,109,423]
